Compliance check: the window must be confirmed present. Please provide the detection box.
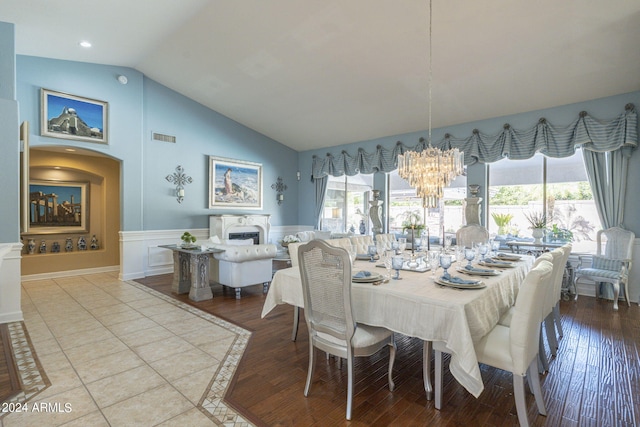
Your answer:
[321,174,373,234]
[488,148,597,252]
[388,169,467,237]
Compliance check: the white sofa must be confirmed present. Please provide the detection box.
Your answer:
[208,237,278,299]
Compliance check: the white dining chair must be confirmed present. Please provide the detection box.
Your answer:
[574,227,635,310]
[498,251,559,373]
[549,244,572,345]
[298,240,396,420]
[434,260,553,427]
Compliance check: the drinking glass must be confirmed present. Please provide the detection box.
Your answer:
[383,250,394,280]
[478,243,489,261]
[464,248,476,267]
[455,245,466,264]
[491,239,501,256]
[367,244,377,262]
[391,241,400,255]
[444,235,453,252]
[414,238,422,252]
[391,256,404,280]
[439,254,452,276]
[398,238,407,253]
[428,250,440,276]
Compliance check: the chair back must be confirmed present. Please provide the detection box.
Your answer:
[328,237,353,251]
[544,248,566,313]
[456,225,489,248]
[374,233,397,249]
[599,227,635,260]
[350,235,374,255]
[509,260,553,374]
[298,240,355,348]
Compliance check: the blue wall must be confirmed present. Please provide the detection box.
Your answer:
[15,55,299,234]
[297,91,640,236]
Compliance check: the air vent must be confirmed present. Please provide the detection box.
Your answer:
[152,132,176,143]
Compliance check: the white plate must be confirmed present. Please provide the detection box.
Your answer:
[435,277,485,289]
[352,272,383,283]
[494,254,521,261]
[457,267,499,276]
[479,260,515,268]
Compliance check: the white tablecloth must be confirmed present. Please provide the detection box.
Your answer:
[262,256,534,397]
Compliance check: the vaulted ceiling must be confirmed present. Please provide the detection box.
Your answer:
[3,0,639,151]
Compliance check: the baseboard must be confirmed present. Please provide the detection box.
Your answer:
[21,265,119,282]
[0,311,24,324]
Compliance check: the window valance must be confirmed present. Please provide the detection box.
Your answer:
[312,104,637,179]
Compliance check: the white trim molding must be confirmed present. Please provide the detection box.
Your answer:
[119,228,210,280]
[0,242,24,323]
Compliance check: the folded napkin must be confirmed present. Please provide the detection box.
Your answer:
[441,273,479,285]
[482,258,511,265]
[464,265,495,273]
[353,271,372,279]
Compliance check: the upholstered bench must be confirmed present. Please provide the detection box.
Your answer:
[207,237,278,299]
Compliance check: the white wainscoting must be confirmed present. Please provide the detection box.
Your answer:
[0,242,25,323]
[120,226,315,280]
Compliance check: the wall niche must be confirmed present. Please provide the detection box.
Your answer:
[21,148,120,276]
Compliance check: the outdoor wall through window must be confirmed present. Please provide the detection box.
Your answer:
[487,148,597,252]
[321,174,374,234]
[388,169,467,239]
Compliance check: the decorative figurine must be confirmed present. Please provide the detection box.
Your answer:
[78,236,87,251]
[27,239,36,255]
[39,240,47,254]
[65,238,73,252]
[90,235,99,250]
[51,241,60,253]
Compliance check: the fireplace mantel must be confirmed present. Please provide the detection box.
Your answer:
[209,214,271,244]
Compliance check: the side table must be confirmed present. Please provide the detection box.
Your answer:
[159,244,224,301]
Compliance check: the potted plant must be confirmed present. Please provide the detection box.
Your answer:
[491,213,513,235]
[524,211,547,244]
[401,211,425,235]
[548,224,574,242]
[180,231,197,248]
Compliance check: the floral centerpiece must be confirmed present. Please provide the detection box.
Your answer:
[280,234,300,248]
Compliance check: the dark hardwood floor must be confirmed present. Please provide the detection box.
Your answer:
[137,275,640,426]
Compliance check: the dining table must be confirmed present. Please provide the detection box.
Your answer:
[261,254,534,399]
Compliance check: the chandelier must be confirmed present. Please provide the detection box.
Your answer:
[397,0,464,208]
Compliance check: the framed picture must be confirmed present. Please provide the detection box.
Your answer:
[41,88,108,144]
[209,156,263,209]
[28,180,89,234]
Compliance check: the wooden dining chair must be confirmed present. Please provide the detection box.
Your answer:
[434,260,553,427]
[297,240,396,420]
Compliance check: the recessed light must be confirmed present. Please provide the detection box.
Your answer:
[79,40,92,48]
[65,148,76,152]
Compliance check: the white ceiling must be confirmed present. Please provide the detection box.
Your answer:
[3,0,640,152]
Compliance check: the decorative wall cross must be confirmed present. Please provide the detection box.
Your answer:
[271,176,287,205]
[166,165,193,203]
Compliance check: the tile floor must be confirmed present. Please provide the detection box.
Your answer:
[1,272,253,426]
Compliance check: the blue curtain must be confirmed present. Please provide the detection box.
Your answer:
[314,176,328,230]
